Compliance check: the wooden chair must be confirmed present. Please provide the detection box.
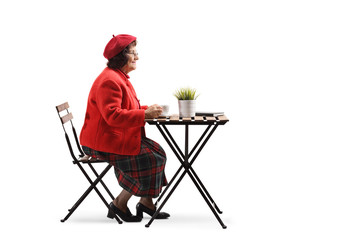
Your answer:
[56,102,122,224]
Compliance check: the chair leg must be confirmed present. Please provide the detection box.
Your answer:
[61,164,122,224]
[88,163,115,200]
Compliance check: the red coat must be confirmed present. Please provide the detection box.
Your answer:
[80,68,148,155]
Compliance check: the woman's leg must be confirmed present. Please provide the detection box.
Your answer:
[113,189,133,212]
[137,196,170,219]
[139,197,155,210]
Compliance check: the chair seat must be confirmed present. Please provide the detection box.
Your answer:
[78,155,108,163]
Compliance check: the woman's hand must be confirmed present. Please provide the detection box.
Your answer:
[145,104,163,119]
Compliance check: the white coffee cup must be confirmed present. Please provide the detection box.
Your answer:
[160,105,169,116]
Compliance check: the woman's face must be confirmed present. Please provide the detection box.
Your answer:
[121,46,139,74]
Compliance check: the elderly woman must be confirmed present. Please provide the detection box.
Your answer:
[80,34,169,222]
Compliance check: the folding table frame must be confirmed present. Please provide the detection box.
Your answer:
[56,102,122,224]
[144,115,229,229]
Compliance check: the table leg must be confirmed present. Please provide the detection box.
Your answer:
[186,167,227,229]
[189,124,223,214]
[145,168,187,227]
[154,164,182,207]
[147,123,226,228]
[155,124,208,205]
[153,124,186,206]
[188,168,223,214]
[155,124,211,205]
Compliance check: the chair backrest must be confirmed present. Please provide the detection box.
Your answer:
[56,102,85,162]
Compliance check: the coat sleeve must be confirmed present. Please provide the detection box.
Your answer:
[96,79,145,128]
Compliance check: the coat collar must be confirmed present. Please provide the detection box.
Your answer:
[115,69,130,79]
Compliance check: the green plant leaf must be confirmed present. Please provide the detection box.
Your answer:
[173,87,199,100]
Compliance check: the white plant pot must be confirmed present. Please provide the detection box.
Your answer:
[178,100,196,118]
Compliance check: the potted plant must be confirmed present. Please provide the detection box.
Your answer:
[174,87,199,118]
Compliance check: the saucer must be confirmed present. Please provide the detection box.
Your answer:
[158,114,171,118]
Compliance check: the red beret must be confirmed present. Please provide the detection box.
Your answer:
[103,34,137,60]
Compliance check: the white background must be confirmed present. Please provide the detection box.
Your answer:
[1,0,360,239]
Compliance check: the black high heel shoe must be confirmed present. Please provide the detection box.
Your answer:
[136,202,170,219]
[107,202,142,222]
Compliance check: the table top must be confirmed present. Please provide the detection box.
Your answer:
[145,114,229,125]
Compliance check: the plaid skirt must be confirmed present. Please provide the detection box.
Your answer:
[82,137,167,198]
